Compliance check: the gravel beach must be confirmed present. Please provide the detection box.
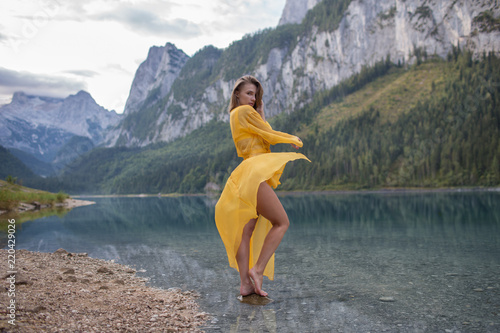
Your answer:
[0,249,207,332]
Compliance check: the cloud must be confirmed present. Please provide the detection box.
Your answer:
[92,5,202,38]
[0,67,87,98]
[64,69,99,77]
[0,22,10,43]
[25,0,201,38]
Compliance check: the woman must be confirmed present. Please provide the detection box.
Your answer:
[215,75,309,297]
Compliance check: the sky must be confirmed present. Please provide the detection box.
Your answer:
[0,0,286,113]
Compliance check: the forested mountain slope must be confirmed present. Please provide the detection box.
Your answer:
[27,50,500,194]
[276,50,500,190]
[0,146,37,182]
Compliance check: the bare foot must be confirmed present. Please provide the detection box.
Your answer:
[240,281,255,296]
[249,267,268,297]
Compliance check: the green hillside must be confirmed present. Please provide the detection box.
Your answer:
[28,121,238,194]
[24,50,500,194]
[0,146,38,181]
[301,61,446,135]
[278,49,500,190]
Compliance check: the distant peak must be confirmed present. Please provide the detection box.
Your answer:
[147,42,186,56]
[12,91,27,97]
[10,91,62,104]
[65,90,98,105]
[75,90,91,97]
[67,90,93,100]
[12,91,27,99]
[278,0,321,26]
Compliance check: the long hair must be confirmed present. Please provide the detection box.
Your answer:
[228,75,263,112]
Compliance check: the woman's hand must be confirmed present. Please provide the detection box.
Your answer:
[256,101,265,121]
[291,137,302,150]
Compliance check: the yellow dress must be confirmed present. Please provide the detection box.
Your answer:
[215,105,310,280]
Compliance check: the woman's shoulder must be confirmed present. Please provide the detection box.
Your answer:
[232,105,255,115]
[232,105,258,122]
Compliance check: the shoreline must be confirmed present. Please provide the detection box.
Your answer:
[3,198,96,217]
[277,186,500,196]
[72,186,500,198]
[0,249,207,332]
[0,198,96,219]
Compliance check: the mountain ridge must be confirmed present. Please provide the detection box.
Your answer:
[0,90,121,175]
[1,0,499,192]
[25,50,500,194]
[110,0,500,147]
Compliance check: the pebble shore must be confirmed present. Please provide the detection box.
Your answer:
[0,249,207,332]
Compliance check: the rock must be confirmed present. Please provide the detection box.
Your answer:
[54,248,69,256]
[97,266,114,274]
[32,306,46,313]
[195,312,207,318]
[62,268,75,275]
[18,202,36,212]
[379,297,396,302]
[65,275,78,283]
[15,272,32,285]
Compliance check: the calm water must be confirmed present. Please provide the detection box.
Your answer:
[6,191,500,332]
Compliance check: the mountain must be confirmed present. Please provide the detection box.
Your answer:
[46,50,500,195]
[278,0,322,26]
[110,0,500,147]
[0,90,121,175]
[106,42,189,147]
[4,0,499,193]
[123,43,190,115]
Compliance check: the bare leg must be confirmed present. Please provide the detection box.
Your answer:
[249,182,290,297]
[236,218,257,296]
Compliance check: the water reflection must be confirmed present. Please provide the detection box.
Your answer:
[230,307,276,333]
[7,191,500,332]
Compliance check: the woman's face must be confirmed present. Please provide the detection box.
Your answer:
[236,83,257,108]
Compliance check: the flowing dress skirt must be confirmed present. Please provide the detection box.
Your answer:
[215,152,309,280]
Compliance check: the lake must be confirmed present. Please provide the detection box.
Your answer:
[6,191,500,332]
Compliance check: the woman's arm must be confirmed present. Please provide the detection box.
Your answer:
[237,105,302,148]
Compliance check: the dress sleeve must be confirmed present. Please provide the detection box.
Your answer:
[238,105,303,147]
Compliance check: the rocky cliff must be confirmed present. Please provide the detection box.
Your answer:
[278,0,321,26]
[106,43,189,146]
[123,43,189,115]
[111,0,500,147]
[0,91,121,174]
